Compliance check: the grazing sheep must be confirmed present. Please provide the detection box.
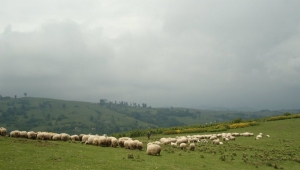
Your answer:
[118,137,132,148]
[85,135,97,145]
[146,144,161,156]
[171,142,177,147]
[209,135,218,140]
[111,137,118,147]
[129,140,138,150]
[10,130,20,138]
[176,137,188,145]
[0,127,7,136]
[212,139,220,145]
[79,134,85,141]
[38,132,52,140]
[19,131,28,138]
[189,143,195,151]
[61,133,70,141]
[98,135,107,146]
[70,135,80,141]
[179,143,187,150]
[136,141,143,150]
[52,134,62,141]
[81,135,90,144]
[266,135,270,138]
[124,140,132,149]
[27,131,37,139]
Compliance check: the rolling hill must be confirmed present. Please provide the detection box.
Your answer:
[0,96,294,135]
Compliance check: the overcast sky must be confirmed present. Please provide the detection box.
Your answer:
[1,0,300,111]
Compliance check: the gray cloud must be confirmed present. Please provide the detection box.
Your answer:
[1,1,300,110]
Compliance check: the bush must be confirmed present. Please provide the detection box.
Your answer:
[229,122,251,129]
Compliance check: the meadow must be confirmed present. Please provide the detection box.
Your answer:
[1,118,300,170]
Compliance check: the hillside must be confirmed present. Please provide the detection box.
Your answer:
[0,96,292,135]
[1,116,300,169]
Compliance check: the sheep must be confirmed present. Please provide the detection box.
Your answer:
[85,135,97,145]
[106,137,115,147]
[10,130,20,138]
[111,137,118,147]
[266,135,270,138]
[146,143,161,156]
[212,139,220,145]
[36,132,45,140]
[118,137,131,148]
[19,131,28,138]
[128,140,138,150]
[170,142,177,147]
[136,141,143,150]
[0,127,7,136]
[209,135,218,140]
[70,135,80,141]
[179,143,187,150]
[189,143,195,151]
[52,134,62,141]
[93,136,100,145]
[176,137,188,145]
[81,135,90,144]
[98,135,107,146]
[124,140,132,149]
[61,133,70,141]
[27,131,37,139]
[79,134,85,141]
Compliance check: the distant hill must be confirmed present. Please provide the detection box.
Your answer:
[0,96,293,135]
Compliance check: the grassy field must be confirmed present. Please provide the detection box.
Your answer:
[1,118,300,170]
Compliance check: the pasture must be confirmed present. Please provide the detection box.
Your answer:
[1,118,300,170]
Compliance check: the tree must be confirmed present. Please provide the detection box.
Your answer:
[24,93,27,97]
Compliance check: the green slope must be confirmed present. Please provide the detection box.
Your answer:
[0,96,291,135]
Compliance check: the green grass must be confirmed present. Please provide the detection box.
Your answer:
[1,118,300,169]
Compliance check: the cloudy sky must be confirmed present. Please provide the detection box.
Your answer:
[1,0,300,111]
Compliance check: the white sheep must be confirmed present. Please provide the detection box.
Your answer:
[136,141,143,150]
[81,135,90,143]
[212,139,220,145]
[170,142,177,147]
[146,143,161,155]
[19,131,28,138]
[70,135,80,141]
[189,143,195,151]
[27,131,37,139]
[0,127,7,136]
[52,134,62,141]
[98,135,107,146]
[111,137,118,147]
[60,133,70,141]
[179,143,187,150]
[118,137,132,147]
[85,135,97,145]
[10,130,20,138]
[176,137,188,145]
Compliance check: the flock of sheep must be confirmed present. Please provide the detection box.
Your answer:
[0,127,160,155]
[0,127,270,156]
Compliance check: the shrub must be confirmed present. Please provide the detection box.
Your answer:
[229,122,251,129]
